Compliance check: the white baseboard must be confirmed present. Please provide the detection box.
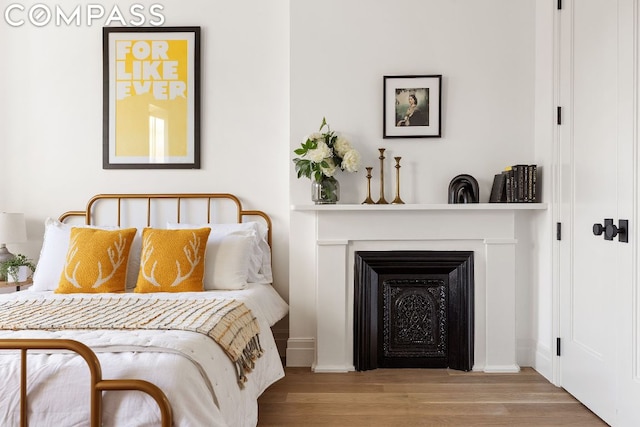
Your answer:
[483,364,521,373]
[312,364,355,373]
[534,342,554,383]
[284,337,534,375]
[285,337,315,367]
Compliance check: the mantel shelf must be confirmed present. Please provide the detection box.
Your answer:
[291,202,548,212]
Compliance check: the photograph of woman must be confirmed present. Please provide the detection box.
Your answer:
[395,89,429,127]
[384,75,441,138]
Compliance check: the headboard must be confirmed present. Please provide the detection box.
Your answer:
[58,193,272,247]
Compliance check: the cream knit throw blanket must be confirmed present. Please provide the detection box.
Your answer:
[0,297,263,387]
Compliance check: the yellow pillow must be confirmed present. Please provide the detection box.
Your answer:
[56,227,137,294]
[134,227,210,293]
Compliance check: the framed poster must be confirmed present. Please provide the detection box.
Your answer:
[103,26,201,169]
[383,74,442,138]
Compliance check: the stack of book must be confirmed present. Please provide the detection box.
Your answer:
[489,164,538,203]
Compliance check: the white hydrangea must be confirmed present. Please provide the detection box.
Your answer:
[333,136,352,157]
[305,140,332,163]
[293,118,363,183]
[321,158,337,177]
[341,149,361,173]
[305,132,323,143]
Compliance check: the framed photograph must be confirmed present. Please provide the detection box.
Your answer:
[383,75,442,138]
[103,27,201,169]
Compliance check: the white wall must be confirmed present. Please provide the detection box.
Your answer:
[291,0,536,205]
[1,0,555,374]
[0,1,291,312]
[289,0,541,367]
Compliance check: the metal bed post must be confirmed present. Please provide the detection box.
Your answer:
[0,339,173,427]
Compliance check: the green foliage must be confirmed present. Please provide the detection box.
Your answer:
[292,117,341,182]
[0,254,35,282]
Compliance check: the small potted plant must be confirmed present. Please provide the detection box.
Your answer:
[0,254,36,283]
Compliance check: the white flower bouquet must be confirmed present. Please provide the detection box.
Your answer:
[293,117,361,182]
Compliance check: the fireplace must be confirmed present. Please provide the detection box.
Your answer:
[354,251,474,371]
[288,203,546,372]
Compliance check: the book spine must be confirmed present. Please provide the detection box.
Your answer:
[526,165,533,202]
[531,165,537,202]
[511,169,516,202]
[517,165,526,202]
[489,173,507,203]
[505,168,513,202]
[499,165,538,203]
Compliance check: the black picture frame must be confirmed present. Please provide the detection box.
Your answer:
[383,74,442,138]
[103,26,201,169]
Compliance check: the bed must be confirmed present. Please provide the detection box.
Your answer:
[0,193,289,427]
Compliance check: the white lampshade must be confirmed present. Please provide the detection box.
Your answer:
[0,213,27,245]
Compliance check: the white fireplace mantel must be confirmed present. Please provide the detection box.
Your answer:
[290,202,548,373]
[292,203,548,212]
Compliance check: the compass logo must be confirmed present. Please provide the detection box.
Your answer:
[4,3,165,27]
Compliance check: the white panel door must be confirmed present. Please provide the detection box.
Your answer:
[617,2,640,424]
[558,1,634,424]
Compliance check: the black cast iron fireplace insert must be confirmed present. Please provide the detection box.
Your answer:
[354,250,474,371]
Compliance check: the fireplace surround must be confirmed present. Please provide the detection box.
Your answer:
[288,203,547,372]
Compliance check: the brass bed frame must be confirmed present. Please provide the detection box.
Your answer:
[1,193,273,427]
[0,339,172,427]
[60,192,272,245]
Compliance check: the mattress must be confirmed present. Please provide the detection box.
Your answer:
[0,283,288,427]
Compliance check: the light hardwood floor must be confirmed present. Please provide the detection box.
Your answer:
[258,367,607,426]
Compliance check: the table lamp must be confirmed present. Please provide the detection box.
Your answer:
[0,213,27,267]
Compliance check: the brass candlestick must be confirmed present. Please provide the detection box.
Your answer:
[362,167,375,204]
[376,148,388,204]
[391,157,405,204]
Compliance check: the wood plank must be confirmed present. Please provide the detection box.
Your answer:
[0,278,32,289]
[257,367,606,426]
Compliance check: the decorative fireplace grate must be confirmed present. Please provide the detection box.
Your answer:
[383,279,448,360]
[354,250,474,371]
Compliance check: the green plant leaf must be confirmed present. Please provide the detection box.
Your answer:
[294,159,312,179]
[319,117,327,132]
[0,253,35,279]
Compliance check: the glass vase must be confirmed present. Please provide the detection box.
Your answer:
[311,176,340,204]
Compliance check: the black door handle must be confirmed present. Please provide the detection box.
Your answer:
[592,223,605,236]
[593,218,616,240]
[593,219,628,243]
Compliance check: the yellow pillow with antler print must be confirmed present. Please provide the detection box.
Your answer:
[55,227,137,294]
[134,227,210,293]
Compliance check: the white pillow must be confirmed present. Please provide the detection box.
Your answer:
[208,222,272,284]
[206,232,253,289]
[167,221,273,285]
[126,229,143,290]
[31,218,140,291]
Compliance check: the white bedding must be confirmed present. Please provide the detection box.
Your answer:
[0,283,288,427]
